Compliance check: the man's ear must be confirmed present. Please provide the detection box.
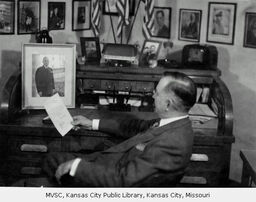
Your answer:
[165,99,171,111]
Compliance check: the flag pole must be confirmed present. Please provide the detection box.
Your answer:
[106,0,117,43]
[126,0,142,44]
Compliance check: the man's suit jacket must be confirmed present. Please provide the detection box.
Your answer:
[70,117,194,187]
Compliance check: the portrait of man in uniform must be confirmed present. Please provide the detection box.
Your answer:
[206,2,236,45]
[35,56,55,97]
[23,44,75,109]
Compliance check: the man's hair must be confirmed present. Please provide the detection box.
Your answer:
[156,10,165,17]
[163,72,197,112]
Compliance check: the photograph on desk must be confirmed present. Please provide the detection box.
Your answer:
[22,43,76,109]
[80,37,101,64]
[139,40,161,67]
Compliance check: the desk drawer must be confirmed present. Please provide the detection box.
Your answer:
[7,137,61,155]
[101,80,118,91]
[190,146,225,169]
[181,145,227,186]
[135,82,154,92]
[5,156,42,176]
[83,79,101,90]
[118,81,136,91]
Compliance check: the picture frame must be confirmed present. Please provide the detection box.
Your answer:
[206,2,237,45]
[103,0,135,16]
[48,2,65,30]
[0,0,15,34]
[18,0,40,34]
[22,43,76,109]
[139,40,161,66]
[243,12,256,49]
[152,7,171,39]
[80,37,101,64]
[179,9,202,42]
[72,0,91,31]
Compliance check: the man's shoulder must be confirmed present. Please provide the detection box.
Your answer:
[36,66,44,72]
[163,25,169,31]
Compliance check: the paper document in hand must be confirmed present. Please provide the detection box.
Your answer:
[44,93,73,136]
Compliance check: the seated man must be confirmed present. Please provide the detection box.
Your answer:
[17,72,197,187]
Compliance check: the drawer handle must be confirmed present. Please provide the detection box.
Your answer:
[20,144,48,153]
[190,153,209,162]
[180,176,207,184]
[20,167,42,175]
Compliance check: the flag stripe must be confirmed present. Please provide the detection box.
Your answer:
[116,0,129,38]
[91,0,101,36]
[142,0,155,39]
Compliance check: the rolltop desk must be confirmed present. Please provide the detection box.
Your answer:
[0,63,235,187]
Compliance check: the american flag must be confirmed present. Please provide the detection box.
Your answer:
[142,0,155,39]
[91,0,101,36]
[116,0,130,38]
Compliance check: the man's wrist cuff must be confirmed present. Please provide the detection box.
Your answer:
[69,158,82,176]
[92,119,100,130]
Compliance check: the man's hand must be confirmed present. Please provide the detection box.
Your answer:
[38,91,42,97]
[72,115,92,130]
[55,159,75,184]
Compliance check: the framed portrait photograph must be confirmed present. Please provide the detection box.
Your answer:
[207,2,237,45]
[179,9,202,42]
[18,0,40,34]
[48,2,65,30]
[244,12,256,48]
[80,37,101,64]
[152,7,171,39]
[22,43,76,109]
[103,0,135,16]
[0,0,15,34]
[139,40,161,67]
[72,0,91,31]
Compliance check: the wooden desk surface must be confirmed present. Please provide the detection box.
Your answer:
[240,150,256,174]
[0,108,235,146]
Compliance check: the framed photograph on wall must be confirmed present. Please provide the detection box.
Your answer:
[80,37,101,64]
[18,0,40,34]
[206,2,237,45]
[48,2,65,30]
[22,43,76,109]
[72,0,91,31]
[152,7,171,39]
[0,0,15,34]
[139,40,161,66]
[179,9,202,42]
[244,12,256,48]
[103,0,135,16]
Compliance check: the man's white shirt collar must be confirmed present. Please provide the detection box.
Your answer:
[159,115,188,127]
